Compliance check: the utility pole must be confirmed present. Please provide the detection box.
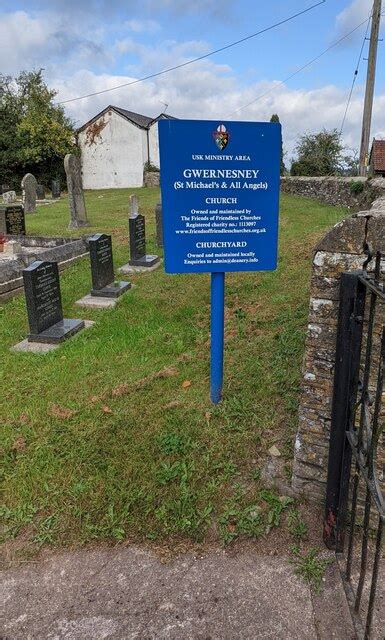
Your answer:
[359,0,382,176]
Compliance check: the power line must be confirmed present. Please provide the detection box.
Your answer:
[339,12,372,135]
[56,0,326,105]
[224,14,375,118]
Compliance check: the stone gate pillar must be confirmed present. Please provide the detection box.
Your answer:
[292,197,385,501]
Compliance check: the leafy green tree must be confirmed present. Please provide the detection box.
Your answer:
[0,70,77,190]
[290,129,343,176]
[270,113,285,175]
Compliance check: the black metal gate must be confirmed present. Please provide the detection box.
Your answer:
[324,248,384,639]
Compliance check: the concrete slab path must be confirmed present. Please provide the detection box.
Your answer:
[1,546,357,639]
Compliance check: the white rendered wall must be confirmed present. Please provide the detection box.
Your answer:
[79,111,145,189]
[148,121,160,168]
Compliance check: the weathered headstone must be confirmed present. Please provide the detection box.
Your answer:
[52,179,61,199]
[0,204,26,236]
[64,154,89,229]
[2,191,17,204]
[36,184,46,200]
[21,173,37,213]
[89,233,131,297]
[155,200,163,247]
[129,194,139,216]
[23,260,84,343]
[128,195,159,267]
[4,239,22,255]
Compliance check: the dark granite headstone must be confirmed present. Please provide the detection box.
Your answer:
[155,201,163,247]
[89,233,131,298]
[128,214,159,267]
[2,184,10,194]
[52,179,61,199]
[23,260,84,343]
[36,184,46,199]
[0,204,26,236]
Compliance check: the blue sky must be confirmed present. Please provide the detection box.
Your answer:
[1,0,384,158]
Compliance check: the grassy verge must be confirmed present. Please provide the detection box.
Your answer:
[1,189,347,554]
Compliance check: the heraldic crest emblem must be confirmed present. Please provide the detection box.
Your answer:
[213,124,230,151]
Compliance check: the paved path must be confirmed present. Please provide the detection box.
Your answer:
[1,546,356,639]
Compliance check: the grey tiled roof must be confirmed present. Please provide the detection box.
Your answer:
[78,106,176,132]
[111,106,153,129]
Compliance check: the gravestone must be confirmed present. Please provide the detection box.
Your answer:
[36,184,46,200]
[155,200,163,247]
[52,179,61,199]
[64,154,89,229]
[23,260,84,343]
[89,233,131,297]
[2,184,10,194]
[2,191,17,204]
[21,173,37,213]
[128,195,159,267]
[0,204,26,236]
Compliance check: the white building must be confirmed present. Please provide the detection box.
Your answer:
[77,106,175,189]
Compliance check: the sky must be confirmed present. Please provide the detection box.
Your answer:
[1,0,384,160]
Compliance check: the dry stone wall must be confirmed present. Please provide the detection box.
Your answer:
[292,196,385,502]
[281,176,385,210]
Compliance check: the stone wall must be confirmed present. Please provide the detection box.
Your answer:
[144,171,160,188]
[291,196,385,502]
[281,176,385,210]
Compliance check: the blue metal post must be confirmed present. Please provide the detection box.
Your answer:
[210,272,225,404]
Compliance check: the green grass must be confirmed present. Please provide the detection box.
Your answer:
[1,189,347,553]
[290,547,332,594]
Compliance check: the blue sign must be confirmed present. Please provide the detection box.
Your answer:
[159,119,281,274]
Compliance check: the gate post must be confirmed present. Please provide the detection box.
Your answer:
[323,272,366,550]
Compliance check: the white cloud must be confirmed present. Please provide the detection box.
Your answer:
[53,63,385,161]
[0,10,111,76]
[2,5,385,164]
[124,19,161,33]
[334,0,372,38]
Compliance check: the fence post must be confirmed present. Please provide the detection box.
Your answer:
[323,272,366,550]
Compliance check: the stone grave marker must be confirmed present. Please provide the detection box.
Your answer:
[155,200,163,247]
[64,154,89,229]
[89,233,131,298]
[36,184,46,199]
[0,204,26,236]
[130,194,139,216]
[2,191,17,204]
[128,195,159,267]
[23,260,84,343]
[2,184,10,194]
[52,179,61,199]
[21,173,37,213]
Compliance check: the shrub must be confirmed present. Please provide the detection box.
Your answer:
[143,160,159,173]
[350,180,365,195]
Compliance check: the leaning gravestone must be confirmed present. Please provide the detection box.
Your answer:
[52,179,61,199]
[2,191,17,204]
[23,260,84,343]
[21,173,37,214]
[0,204,26,236]
[36,184,46,200]
[64,154,89,229]
[89,233,131,297]
[128,195,159,267]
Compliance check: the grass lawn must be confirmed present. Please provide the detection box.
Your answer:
[1,189,348,556]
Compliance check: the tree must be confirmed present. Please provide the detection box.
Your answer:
[270,114,285,175]
[290,129,343,177]
[0,70,77,190]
